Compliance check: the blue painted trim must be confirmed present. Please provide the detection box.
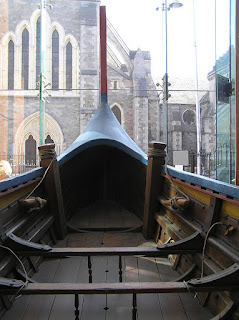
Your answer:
[163,165,239,200]
[0,167,45,192]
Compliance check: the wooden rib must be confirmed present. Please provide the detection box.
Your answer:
[210,300,234,320]
[174,264,197,282]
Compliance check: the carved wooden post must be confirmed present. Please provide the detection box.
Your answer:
[38,144,67,240]
[143,142,167,239]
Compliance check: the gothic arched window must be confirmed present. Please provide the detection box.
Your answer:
[66,42,72,90]
[52,30,59,90]
[36,17,41,89]
[8,40,14,90]
[25,135,36,165]
[112,105,122,124]
[22,28,29,89]
[45,134,54,144]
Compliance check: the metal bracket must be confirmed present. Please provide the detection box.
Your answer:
[157,231,203,254]
[188,263,239,287]
[0,277,24,288]
[6,233,52,252]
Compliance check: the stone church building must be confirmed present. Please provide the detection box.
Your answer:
[0,0,159,173]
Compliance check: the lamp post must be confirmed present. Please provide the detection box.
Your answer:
[157,0,183,150]
[39,0,46,146]
[192,0,201,175]
[39,0,52,146]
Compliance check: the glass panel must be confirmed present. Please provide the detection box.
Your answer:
[215,0,235,183]
[215,0,230,183]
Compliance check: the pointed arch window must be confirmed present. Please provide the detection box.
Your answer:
[52,30,59,90]
[112,105,122,124]
[25,135,36,165]
[22,28,29,89]
[36,17,41,89]
[66,42,72,90]
[8,40,14,90]
[45,134,54,144]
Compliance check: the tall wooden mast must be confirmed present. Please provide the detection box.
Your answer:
[100,6,107,103]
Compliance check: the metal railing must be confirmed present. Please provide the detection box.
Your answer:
[0,154,39,176]
[186,144,234,179]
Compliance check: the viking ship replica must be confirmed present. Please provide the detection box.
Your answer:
[0,6,239,320]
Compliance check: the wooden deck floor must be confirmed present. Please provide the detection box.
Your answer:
[3,202,212,320]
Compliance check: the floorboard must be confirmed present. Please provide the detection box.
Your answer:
[2,200,213,319]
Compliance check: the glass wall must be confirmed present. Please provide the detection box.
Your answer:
[215,0,236,184]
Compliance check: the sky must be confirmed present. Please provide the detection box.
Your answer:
[101,0,230,86]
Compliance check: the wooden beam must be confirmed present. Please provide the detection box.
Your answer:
[143,142,166,239]
[39,144,67,239]
[16,245,199,258]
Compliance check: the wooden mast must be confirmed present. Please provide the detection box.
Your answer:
[100,6,107,102]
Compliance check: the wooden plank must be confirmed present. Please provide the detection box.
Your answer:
[48,256,82,320]
[157,259,212,320]
[157,260,188,320]
[80,231,107,320]
[10,258,61,320]
[137,256,163,320]
[106,248,132,318]
[103,232,124,247]
[3,281,238,295]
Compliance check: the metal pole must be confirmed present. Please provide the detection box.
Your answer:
[192,0,201,175]
[236,0,239,185]
[39,0,46,146]
[165,0,168,149]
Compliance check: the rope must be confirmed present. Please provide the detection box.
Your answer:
[170,197,187,210]
[38,148,56,161]
[200,221,223,279]
[164,158,190,204]
[148,146,190,209]
[192,221,224,299]
[25,147,56,200]
[148,147,167,159]
[0,244,28,298]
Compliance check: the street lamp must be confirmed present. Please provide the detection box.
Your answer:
[157,0,183,150]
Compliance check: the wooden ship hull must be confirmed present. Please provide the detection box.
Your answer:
[0,6,239,320]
